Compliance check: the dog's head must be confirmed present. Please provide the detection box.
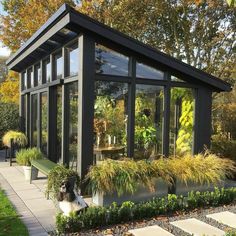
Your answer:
[57,179,76,202]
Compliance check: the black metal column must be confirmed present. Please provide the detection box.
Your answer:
[77,34,95,180]
[127,57,136,158]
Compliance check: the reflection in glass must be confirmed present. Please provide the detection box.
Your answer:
[35,64,41,86]
[27,68,33,88]
[136,62,164,80]
[134,84,164,159]
[68,82,78,169]
[56,86,62,162]
[55,52,63,80]
[94,81,128,162]
[95,44,129,76]
[169,87,194,156]
[171,75,184,82]
[31,94,38,147]
[22,72,26,90]
[41,92,48,155]
[43,58,51,83]
[23,95,27,134]
[67,44,79,77]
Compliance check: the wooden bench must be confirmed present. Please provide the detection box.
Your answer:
[30,159,58,198]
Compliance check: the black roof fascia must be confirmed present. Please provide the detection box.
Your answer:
[6,4,231,92]
[6,4,70,67]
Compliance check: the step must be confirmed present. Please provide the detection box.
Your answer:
[129,225,175,236]
[206,211,236,229]
[170,218,225,236]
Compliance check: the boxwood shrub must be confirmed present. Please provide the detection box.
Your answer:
[56,187,236,234]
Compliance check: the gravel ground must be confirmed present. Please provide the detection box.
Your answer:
[69,204,236,236]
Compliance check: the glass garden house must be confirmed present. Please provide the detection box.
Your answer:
[7,4,231,181]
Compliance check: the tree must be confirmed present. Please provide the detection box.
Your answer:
[0,71,19,104]
[0,0,78,52]
[0,56,8,82]
[79,0,235,80]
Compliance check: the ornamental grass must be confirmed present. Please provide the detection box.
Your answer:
[2,130,27,147]
[86,152,236,196]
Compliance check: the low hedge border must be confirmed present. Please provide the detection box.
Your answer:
[56,187,236,234]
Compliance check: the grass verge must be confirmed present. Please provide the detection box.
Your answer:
[0,188,28,236]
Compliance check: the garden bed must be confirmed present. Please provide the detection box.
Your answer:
[55,187,236,235]
[0,188,28,236]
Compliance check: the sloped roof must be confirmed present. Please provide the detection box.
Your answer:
[6,4,231,92]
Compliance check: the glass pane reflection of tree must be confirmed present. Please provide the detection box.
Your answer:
[68,82,78,169]
[31,94,38,147]
[169,87,194,156]
[41,92,48,155]
[134,85,164,160]
[94,81,128,162]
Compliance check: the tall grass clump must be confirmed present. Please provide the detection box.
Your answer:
[86,152,236,196]
[16,147,44,166]
[168,152,236,186]
[2,130,27,147]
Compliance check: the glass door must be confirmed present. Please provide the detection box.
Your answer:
[31,90,48,155]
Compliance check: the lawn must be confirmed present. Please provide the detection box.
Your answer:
[0,189,28,236]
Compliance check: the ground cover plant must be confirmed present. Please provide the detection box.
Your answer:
[0,189,28,236]
[56,187,236,234]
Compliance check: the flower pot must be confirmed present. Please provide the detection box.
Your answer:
[22,166,38,181]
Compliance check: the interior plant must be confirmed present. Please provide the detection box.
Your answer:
[46,165,80,200]
[2,130,27,147]
[16,147,44,180]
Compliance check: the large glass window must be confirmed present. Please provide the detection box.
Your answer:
[43,58,51,83]
[134,84,164,159]
[95,44,129,76]
[169,87,195,156]
[35,64,41,86]
[54,52,63,80]
[136,62,164,80]
[23,95,27,134]
[94,81,128,163]
[68,82,78,168]
[31,94,38,147]
[56,86,62,162]
[67,44,79,77]
[40,92,48,155]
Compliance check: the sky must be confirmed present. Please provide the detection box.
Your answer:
[0,2,11,57]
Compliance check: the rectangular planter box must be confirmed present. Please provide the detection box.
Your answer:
[93,178,168,206]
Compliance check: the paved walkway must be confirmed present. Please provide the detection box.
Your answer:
[0,150,56,236]
[129,211,236,236]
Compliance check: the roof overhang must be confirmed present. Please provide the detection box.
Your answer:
[6,4,231,92]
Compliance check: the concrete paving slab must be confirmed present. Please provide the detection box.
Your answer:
[129,225,175,236]
[206,211,236,229]
[171,218,225,236]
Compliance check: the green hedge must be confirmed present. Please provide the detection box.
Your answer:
[0,103,19,148]
[56,187,236,234]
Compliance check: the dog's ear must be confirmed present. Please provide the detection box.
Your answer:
[57,192,64,202]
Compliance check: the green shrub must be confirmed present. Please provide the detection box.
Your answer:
[211,135,236,161]
[86,153,236,196]
[56,187,236,234]
[16,148,44,166]
[0,103,19,148]
[2,130,27,147]
[46,165,80,200]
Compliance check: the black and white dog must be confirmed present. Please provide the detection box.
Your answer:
[57,178,88,216]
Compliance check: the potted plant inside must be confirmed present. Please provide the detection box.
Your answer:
[16,147,44,180]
